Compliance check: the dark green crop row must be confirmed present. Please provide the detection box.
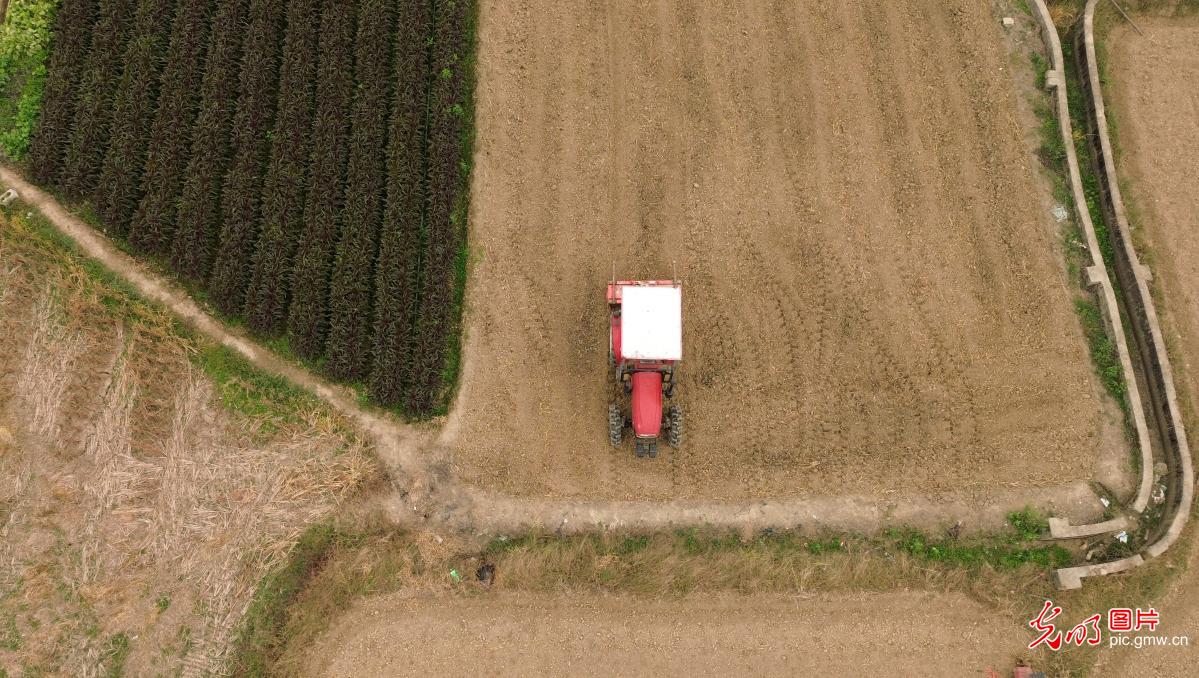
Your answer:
[22,0,476,416]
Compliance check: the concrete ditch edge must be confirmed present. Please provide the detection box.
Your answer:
[1048,515,1129,539]
[1054,554,1144,591]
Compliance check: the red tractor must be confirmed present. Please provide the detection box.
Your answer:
[607,278,683,458]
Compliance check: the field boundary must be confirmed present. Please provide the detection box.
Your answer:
[1076,0,1193,565]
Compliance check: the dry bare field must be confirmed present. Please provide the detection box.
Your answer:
[0,209,375,676]
[307,591,1026,678]
[446,0,1123,500]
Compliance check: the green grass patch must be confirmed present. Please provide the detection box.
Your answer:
[1075,297,1127,403]
[883,527,1068,570]
[486,514,1063,579]
[1008,506,1050,540]
[0,0,56,160]
[193,343,322,435]
[0,612,21,651]
[230,523,342,677]
[431,0,480,418]
[101,632,130,678]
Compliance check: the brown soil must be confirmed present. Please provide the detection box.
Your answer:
[308,590,1027,678]
[448,0,1118,500]
[1095,18,1199,677]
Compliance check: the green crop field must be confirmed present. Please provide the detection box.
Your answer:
[19,0,475,416]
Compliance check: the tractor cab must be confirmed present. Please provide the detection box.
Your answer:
[607,279,683,458]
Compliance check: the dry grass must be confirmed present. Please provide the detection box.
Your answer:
[0,207,379,676]
[15,292,87,441]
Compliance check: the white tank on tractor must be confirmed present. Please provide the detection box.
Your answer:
[607,278,683,458]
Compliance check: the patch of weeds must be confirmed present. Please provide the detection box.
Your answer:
[1031,50,1050,90]
[1,204,159,322]
[230,523,340,677]
[484,533,543,554]
[1,612,20,650]
[179,624,193,657]
[676,528,744,554]
[155,595,171,614]
[613,535,651,555]
[883,526,1070,569]
[1092,530,1140,561]
[1008,507,1050,541]
[802,536,845,555]
[0,0,56,159]
[882,509,1066,570]
[193,343,320,436]
[260,334,299,365]
[1060,39,1118,274]
[162,624,193,659]
[1075,298,1127,404]
[102,632,130,678]
[1028,51,1069,180]
[668,571,695,594]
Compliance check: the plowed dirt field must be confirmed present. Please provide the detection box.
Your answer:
[308,591,1026,678]
[448,0,1119,499]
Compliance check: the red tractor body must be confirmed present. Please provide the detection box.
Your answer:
[607,279,683,457]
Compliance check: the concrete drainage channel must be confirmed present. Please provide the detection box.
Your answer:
[1027,0,1195,589]
[0,1,1191,590]
[1027,0,1153,546]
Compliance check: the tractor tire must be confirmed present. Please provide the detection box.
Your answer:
[667,405,683,448]
[608,403,623,447]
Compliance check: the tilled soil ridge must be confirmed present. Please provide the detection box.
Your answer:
[450,0,1120,500]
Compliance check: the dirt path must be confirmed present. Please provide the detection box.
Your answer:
[1093,18,1199,677]
[449,0,1123,501]
[307,590,1028,678]
[0,165,435,492]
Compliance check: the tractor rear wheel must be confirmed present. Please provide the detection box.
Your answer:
[608,403,623,447]
[667,405,683,448]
